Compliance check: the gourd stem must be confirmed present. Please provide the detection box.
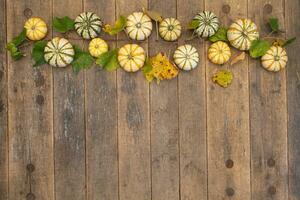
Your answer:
[185,31,197,41]
[156,21,159,41]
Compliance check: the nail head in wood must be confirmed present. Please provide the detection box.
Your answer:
[23,8,33,18]
[268,186,276,195]
[225,159,234,168]
[26,193,35,200]
[26,164,35,173]
[222,4,231,14]
[267,158,275,167]
[226,187,235,196]
[263,4,273,14]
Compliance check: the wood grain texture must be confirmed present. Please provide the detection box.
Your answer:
[177,0,207,200]
[84,0,119,199]
[249,1,288,200]
[116,0,151,200]
[206,0,251,200]
[0,0,7,199]
[7,0,54,199]
[52,1,86,200]
[148,1,179,200]
[285,0,300,199]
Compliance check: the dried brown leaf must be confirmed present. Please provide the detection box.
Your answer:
[142,7,163,22]
[230,52,246,66]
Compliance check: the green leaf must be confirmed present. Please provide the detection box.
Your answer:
[72,45,95,73]
[208,27,228,42]
[103,15,127,35]
[269,17,279,32]
[32,41,47,67]
[282,37,296,47]
[212,70,233,88]
[142,59,152,74]
[249,39,271,58]
[187,20,199,30]
[6,29,27,60]
[53,16,75,33]
[96,49,120,71]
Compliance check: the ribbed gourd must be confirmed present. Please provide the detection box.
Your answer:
[118,44,146,72]
[227,19,259,50]
[261,46,288,72]
[159,18,182,41]
[24,17,47,41]
[208,41,231,65]
[44,37,74,67]
[193,11,219,38]
[173,44,199,71]
[125,12,153,41]
[74,12,102,39]
[88,38,108,57]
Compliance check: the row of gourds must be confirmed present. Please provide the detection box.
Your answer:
[22,10,288,75]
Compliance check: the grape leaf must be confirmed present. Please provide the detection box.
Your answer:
[103,15,126,35]
[209,27,228,42]
[282,37,296,47]
[32,41,47,67]
[187,20,199,30]
[95,49,120,71]
[249,39,271,58]
[72,45,95,73]
[6,29,27,60]
[269,17,279,32]
[142,7,163,22]
[212,70,233,88]
[142,59,153,74]
[53,16,75,33]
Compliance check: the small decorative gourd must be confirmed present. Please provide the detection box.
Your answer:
[74,12,102,39]
[44,37,74,67]
[193,11,219,38]
[24,17,47,41]
[227,19,259,50]
[173,44,199,71]
[159,18,181,41]
[261,46,288,72]
[208,41,231,65]
[118,44,146,72]
[125,12,153,41]
[88,38,108,57]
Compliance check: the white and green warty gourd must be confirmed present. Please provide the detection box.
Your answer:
[173,44,199,71]
[227,19,259,50]
[125,12,153,41]
[44,37,74,67]
[193,11,219,38]
[74,12,102,39]
[159,17,182,41]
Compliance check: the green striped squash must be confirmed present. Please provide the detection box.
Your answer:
[74,12,102,39]
[193,11,219,38]
[159,17,182,41]
[125,12,152,41]
[173,44,199,71]
[44,37,74,67]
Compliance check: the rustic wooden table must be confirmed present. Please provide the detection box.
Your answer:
[0,0,299,199]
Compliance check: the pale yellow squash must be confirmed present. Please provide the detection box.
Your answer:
[159,18,181,41]
[261,46,288,72]
[125,12,153,41]
[118,44,146,72]
[208,41,231,65]
[88,38,108,57]
[24,17,47,41]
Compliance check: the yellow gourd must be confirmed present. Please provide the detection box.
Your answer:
[261,46,288,72]
[88,38,108,57]
[208,41,231,65]
[24,17,47,41]
[118,44,146,72]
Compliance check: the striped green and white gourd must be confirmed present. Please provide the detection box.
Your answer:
[74,12,102,39]
[193,11,219,38]
[159,17,182,41]
[173,44,199,71]
[44,37,74,67]
[125,12,153,41]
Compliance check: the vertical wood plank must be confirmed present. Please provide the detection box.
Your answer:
[0,0,7,199]
[249,0,288,200]
[7,0,54,199]
[286,0,300,199]
[52,1,85,200]
[84,0,119,199]
[148,1,179,200]
[205,0,251,200]
[177,0,207,200]
[116,0,151,200]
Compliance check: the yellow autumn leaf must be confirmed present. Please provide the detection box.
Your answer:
[212,70,233,88]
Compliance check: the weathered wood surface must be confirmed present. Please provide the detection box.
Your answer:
[2,0,300,200]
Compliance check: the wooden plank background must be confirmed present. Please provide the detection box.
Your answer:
[1,0,300,199]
